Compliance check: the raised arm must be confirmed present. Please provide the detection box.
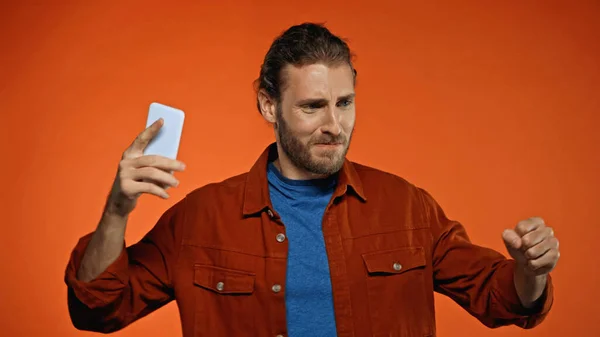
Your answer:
[64,119,186,332]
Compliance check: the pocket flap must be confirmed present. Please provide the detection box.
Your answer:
[194,264,256,294]
[362,247,426,275]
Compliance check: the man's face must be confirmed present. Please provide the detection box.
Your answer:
[275,63,356,176]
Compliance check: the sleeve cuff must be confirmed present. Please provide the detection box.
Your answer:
[64,232,130,309]
[492,260,554,328]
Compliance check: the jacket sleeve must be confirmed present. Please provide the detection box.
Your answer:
[64,198,186,333]
[419,188,553,329]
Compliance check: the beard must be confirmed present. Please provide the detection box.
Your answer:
[276,106,351,176]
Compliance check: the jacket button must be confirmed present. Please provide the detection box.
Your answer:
[276,233,286,242]
[216,282,224,291]
[267,209,274,218]
[272,284,282,293]
[393,262,402,271]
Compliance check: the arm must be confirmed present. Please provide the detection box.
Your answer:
[64,199,185,333]
[64,119,186,332]
[76,205,127,283]
[419,188,554,329]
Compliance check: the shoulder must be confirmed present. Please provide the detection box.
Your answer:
[183,171,249,205]
[156,173,249,223]
[351,162,450,223]
[351,161,423,198]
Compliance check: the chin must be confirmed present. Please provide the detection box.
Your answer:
[309,156,345,174]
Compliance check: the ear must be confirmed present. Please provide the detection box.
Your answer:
[258,89,277,124]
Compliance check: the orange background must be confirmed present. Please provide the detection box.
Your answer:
[1,1,599,336]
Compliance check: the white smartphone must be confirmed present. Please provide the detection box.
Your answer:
[144,102,185,160]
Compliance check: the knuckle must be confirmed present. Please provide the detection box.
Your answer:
[528,260,539,270]
[117,170,129,183]
[531,216,544,223]
[118,159,129,170]
[120,180,134,195]
[517,221,531,233]
[120,166,134,180]
[118,176,128,188]
[132,156,145,167]
[525,248,536,259]
[136,133,147,144]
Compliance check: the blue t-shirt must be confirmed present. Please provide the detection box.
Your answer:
[267,162,338,337]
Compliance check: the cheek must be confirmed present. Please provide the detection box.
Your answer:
[293,117,323,136]
[288,120,319,143]
[340,111,356,131]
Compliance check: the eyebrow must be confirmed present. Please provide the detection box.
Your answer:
[296,93,356,107]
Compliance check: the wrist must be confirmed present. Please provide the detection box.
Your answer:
[513,263,548,308]
[104,193,135,218]
[98,199,130,233]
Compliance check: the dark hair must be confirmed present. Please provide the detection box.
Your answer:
[255,22,357,114]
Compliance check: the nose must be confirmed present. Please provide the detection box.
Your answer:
[320,107,342,136]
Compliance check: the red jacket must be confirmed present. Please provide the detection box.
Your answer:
[65,143,553,336]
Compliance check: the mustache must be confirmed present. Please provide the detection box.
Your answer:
[311,135,346,145]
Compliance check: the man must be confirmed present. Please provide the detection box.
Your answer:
[65,23,559,337]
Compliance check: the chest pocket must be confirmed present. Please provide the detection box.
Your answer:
[361,247,433,336]
[192,264,259,336]
[193,264,255,295]
[362,246,426,276]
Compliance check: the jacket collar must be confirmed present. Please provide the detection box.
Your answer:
[242,143,367,216]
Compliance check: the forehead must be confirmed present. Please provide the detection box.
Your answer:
[281,63,355,100]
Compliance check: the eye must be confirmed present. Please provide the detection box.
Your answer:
[301,102,325,113]
[337,99,353,108]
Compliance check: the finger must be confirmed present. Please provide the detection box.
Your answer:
[526,248,560,273]
[132,155,186,172]
[521,226,553,250]
[130,167,179,188]
[120,179,170,199]
[515,217,545,237]
[502,229,522,250]
[524,236,559,260]
[130,118,164,152]
[133,181,170,199]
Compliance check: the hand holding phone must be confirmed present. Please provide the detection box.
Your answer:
[106,102,187,216]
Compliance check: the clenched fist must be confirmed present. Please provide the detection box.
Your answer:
[502,217,560,276]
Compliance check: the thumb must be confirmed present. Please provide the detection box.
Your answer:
[502,229,522,250]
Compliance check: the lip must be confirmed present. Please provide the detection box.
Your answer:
[314,143,342,147]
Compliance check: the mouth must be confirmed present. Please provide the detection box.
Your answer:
[313,143,343,148]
